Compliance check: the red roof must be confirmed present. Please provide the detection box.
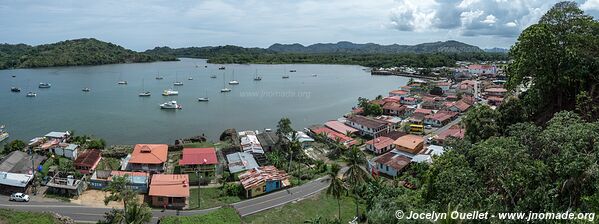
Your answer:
[487,96,504,102]
[311,126,354,143]
[426,111,458,122]
[74,149,102,173]
[129,144,168,164]
[239,166,290,190]
[435,128,465,141]
[324,120,358,134]
[389,90,408,95]
[383,102,405,112]
[485,88,507,93]
[468,64,495,70]
[383,96,401,103]
[366,137,394,150]
[149,174,190,197]
[374,152,411,171]
[452,100,472,112]
[179,148,218,166]
[413,108,433,115]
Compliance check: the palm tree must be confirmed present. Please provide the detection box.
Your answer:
[342,146,369,219]
[101,200,152,224]
[327,163,346,220]
[104,175,135,209]
[304,216,322,224]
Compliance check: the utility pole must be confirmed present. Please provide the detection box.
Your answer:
[196,170,201,209]
[29,147,36,195]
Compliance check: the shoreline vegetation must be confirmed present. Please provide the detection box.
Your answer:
[1,38,508,71]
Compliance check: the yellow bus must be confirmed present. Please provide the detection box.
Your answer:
[410,124,424,135]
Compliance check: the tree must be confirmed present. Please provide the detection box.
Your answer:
[87,138,106,149]
[100,199,152,224]
[375,95,383,100]
[4,139,26,153]
[463,105,499,143]
[429,86,443,96]
[364,103,383,116]
[342,146,369,218]
[104,175,136,208]
[357,97,369,109]
[327,163,346,220]
[508,1,599,123]
[276,117,293,139]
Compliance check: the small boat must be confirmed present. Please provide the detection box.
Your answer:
[0,125,9,143]
[198,97,209,102]
[117,81,128,85]
[253,69,262,81]
[160,101,182,109]
[210,74,217,78]
[82,88,91,92]
[162,89,179,96]
[26,92,37,97]
[218,66,226,70]
[282,75,290,79]
[38,83,51,88]
[188,77,193,80]
[312,74,318,77]
[220,88,232,92]
[139,91,151,97]
[228,70,239,85]
[139,79,150,96]
[204,65,208,68]
[11,75,15,78]
[174,81,184,86]
[10,87,20,92]
[289,70,297,72]
[155,76,164,80]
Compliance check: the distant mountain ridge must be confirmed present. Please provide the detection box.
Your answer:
[484,47,509,53]
[267,40,484,54]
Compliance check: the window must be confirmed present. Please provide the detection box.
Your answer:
[386,166,389,171]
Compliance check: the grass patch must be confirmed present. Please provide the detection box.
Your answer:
[182,142,215,148]
[242,192,362,224]
[0,209,59,224]
[96,157,121,170]
[188,187,241,209]
[41,157,71,176]
[159,207,240,224]
[43,192,71,202]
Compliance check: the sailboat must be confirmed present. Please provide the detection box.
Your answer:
[228,70,239,85]
[198,90,209,102]
[26,92,37,97]
[155,71,164,80]
[220,73,231,92]
[210,74,217,78]
[282,69,290,79]
[117,73,127,85]
[174,74,183,86]
[38,82,51,88]
[139,78,151,97]
[253,69,262,81]
[82,88,91,92]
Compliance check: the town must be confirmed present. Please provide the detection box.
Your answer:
[0,61,508,223]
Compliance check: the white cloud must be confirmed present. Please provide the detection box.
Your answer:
[581,0,599,10]
[481,14,497,25]
[505,21,518,27]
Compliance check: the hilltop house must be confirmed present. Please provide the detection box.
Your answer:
[309,126,357,147]
[324,120,358,136]
[424,111,459,127]
[382,103,406,116]
[226,152,260,174]
[239,166,290,198]
[125,144,168,173]
[149,174,190,209]
[50,143,79,160]
[394,134,424,154]
[178,147,219,176]
[74,149,102,175]
[365,136,396,155]
[346,115,390,138]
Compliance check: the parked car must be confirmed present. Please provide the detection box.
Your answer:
[9,193,29,202]
[425,125,432,129]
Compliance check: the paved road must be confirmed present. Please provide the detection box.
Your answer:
[0,195,219,223]
[431,116,462,136]
[232,176,331,217]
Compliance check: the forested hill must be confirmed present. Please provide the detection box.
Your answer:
[0,38,177,69]
[267,40,484,54]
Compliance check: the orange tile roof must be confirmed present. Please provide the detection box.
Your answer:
[129,144,168,164]
[366,136,395,150]
[149,174,190,197]
[393,134,424,154]
[239,166,290,190]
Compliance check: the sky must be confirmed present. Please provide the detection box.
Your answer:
[1,0,599,51]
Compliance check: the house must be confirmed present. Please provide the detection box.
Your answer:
[375,115,402,129]
[434,127,465,144]
[44,131,70,142]
[309,126,356,147]
[457,80,476,95]
[0,151,46,174]
[324,120,358,135]
[226,152,259,174]
[127,144,168,173]
[149,174,190,209]
[46,172,86,196]
[256,132,279,152]
[394,134,424,154]
[239,166,290,198]
[365,136,396,154]
[89,170,149,193]
[73,149,102,175]
[382,102,406,116]
[0,172,33,195]
[50,143,79,159]
[382,96,402,104]
[239,132,265,154]
[467,64,496,75]
[487,96,504,106]
[346,115,390,138]
[286,131,315,148]
[370,152,411,177]
[435,82,451,92]
[412,108,433,117]
[388,90,409,97]
[484,87,507,97]
[400,97,419,105]
[448,100,472,113]
[178,148,219,176]
[424,111,459,127]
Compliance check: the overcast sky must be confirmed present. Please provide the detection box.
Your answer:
[2,0,599,51]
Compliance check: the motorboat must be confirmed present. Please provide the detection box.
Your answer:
[188,76,194,80]
[220,88,231,92]
[282,75,290,79]
[139,91,151,97]
[82,88,91,92]
[198,97,209,102]
[117,81,128,85]
[174,81,184,86]
[210,74,217,78]
[253,69,262,81]
[219,66,226,70]
[26,92,36,97]
[160,101,182,109]
[139,79,150,97]
[312,74,318,77]
[155,76,164,80]
[0,125,8,142]
[162,89,179,96]
[289,70,297,72]
[11,75,15,78]
[38,83,51,88]
[10,87,21,92]
[228,80,239,85]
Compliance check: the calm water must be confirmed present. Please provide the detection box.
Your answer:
[0,58,408,144]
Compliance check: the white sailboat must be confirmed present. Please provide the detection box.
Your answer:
[198,90,209,101]
[228,70,239,85]
[160,100,182,109]
[117,73,127,85]
[139,78,151,97]
[253,69,262,81]
[221,72,231,92]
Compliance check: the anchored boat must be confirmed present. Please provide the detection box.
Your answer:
[160,101,182,109]
[38,83,51,88]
